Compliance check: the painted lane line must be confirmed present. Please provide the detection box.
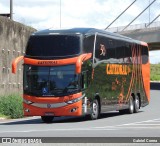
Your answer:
[1,118,160,134]
[133,124,160,125]
[1,125,160,134]
[105,126,160,129]
[147,120,160,122]
[1,123,160,134]
[93,118,160,129]
[0,128,118,133]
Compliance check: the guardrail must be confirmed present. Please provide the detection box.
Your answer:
[106,21,160,33]
[150,81,160,90]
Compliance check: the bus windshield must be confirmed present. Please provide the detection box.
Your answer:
[25,35,81,58]
[23,64,79,97]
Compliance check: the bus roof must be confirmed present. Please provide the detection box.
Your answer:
[32,28,147,46]
[33,27,128,38]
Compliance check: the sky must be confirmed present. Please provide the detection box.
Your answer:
[0,0,160,63]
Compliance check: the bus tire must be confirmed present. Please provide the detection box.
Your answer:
[134,96,140,113]
[127,96,134,114]
[90,99,100,120]
[41,116,54,123]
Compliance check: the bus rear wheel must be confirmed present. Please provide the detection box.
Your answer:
[134,96,140,113]
[41,116,54,123]
[90,99,100,120]
[127,96,134,114]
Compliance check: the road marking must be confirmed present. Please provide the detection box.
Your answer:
[130,124,160,125]
[0,128,118,133]
[1,125,160,134]
[93,118,160,129]
[1,118,160,133]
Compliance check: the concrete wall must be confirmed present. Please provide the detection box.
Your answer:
[0,16,36,95]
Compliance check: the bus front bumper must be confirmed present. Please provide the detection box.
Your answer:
[23,100,83,117]
[23,94,91,117]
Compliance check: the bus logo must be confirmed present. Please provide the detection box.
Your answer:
[42,87,48,94]
[47,104,51,108]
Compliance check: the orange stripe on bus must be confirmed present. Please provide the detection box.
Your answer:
[142,62,150,102]
[125,43,135,102]
[141,41,148,47]
[24,53,92,74]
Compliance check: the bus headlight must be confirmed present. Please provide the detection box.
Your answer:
[23,99,33,104]
[66,94,85,104]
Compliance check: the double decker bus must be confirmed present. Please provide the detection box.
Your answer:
[12,28,150,123]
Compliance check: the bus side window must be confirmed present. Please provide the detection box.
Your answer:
[142,46,148,64]
[95,35,107,60]
[81,71,88,89]
[106,39,116,60]
[83,35,95,53]
[115,40,125,62]
[124,43,132,63]
[95,35,116,60]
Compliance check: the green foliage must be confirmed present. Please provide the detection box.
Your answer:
[0,113,9,119]
[150,64,160,81]
[0,94,23,119]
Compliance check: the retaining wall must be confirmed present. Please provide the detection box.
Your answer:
[0,16,36,95]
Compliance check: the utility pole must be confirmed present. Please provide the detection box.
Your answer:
[149,0,151,26]
[60,0,61,28]
[10,0,13,20]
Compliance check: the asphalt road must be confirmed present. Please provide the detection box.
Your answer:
[0,90,160,138]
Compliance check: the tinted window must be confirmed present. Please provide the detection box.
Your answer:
[25,35,80,58]
[124,43,132,63]
[95,35,116,60]
[142,46,149,64]
[83,35,95,53]
[125,43,132,58]
[23,65,79,96]
[116,40,125,59]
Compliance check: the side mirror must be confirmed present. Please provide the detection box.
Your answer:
[12,56,24,74]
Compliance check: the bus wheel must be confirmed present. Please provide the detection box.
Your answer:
[127,96,134,114]
[41,116,54,123]
[90,99,99,120]
[134,96,140,113]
